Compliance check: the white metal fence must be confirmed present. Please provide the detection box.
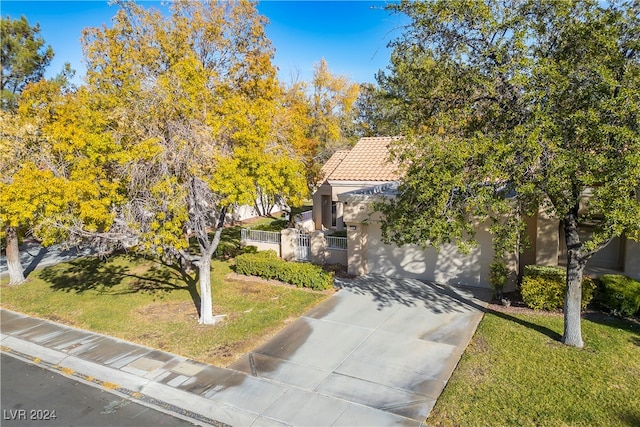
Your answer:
[241,228,347,264]
[327,236,347,250]
[241,228,281,244]
[296,232,311,261]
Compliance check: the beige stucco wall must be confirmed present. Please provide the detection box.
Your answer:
[312,185,330,230]
[310,231,326,265]
[532,206,635,274]
[623,239,640,279]
[325,248,348,266]
[342,198,384,224]
[345,224,369,276]
[524,192,639,275]
[309,231,348,266]
[535,209,560,266]
[280,228,298,262]
[295,219,315,233]
[247,242,280,257]
[339,192,521,289]
[560,232,625,270]
[339,191,637,287]
[312,182,389,231]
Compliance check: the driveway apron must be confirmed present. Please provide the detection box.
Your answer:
[231,275,492,423]
[2,275,491,426]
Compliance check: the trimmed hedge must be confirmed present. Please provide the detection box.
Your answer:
[234,251,334,291]
[241,245,259,254]
[521,265,596,311]
[599,274,640,317]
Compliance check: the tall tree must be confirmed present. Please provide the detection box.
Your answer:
[353,82,400,137]
[308,59,360,182]
[1,16,53,111]
[79,0,305,324]
[377,0,640,347]
[1,73,120,285]
[280,59,360,188]
[1,16,53,285]
[0,109,33,284]
[309,58,360,152]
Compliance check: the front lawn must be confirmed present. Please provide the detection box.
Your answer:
[0,254,329,367]
[428,309,640,426]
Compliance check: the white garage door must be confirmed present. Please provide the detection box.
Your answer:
[366,223,494,288]
[559,230,623,270]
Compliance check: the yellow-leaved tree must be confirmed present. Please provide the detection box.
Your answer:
[80,0,306,324]
[1,72,121,285]
[1,16,55,285]
[280,59,360,189]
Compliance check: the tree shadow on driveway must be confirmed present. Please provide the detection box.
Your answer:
[335,275,490,313]
[336,275,563,342]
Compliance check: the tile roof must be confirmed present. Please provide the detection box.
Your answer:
[319,150,349,183]
[324,136,403,182]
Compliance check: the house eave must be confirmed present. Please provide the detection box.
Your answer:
[337,182,400,203]
[327,179,398,187]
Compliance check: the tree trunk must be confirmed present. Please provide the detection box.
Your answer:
[254,196,266,217]
[197,255,215,324]
[180,255,194,276]
[562,211,585,348]
[196,207,227,325]
[5,226,25,285]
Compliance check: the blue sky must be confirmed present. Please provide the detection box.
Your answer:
[1,1,408,85]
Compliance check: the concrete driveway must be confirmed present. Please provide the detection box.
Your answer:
[2,274,491,425]
[231,275,492,423]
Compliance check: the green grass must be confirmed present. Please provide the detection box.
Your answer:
[189,214,287,259]
[291,201,313,216]
[0,253,329,367]
[428,311,640,426]
[250,218,289,232]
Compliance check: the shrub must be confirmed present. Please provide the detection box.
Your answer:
[214,241,241,259]
[235,251,334,290]
[257,249,278,258]
[521,265,596,311]
[489,262,508,293]
[241,245,259,254]
[599,274,640,317]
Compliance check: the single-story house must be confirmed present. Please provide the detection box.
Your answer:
[312,136,403,231]
[312,137,640,290]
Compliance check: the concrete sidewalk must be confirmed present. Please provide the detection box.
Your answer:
[1,275,491,426]
[1,241,95,282]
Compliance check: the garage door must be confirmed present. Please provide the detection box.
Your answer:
[366,223,494,288]
[558,228,623,270]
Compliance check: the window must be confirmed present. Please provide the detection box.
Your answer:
[331,202,337,227]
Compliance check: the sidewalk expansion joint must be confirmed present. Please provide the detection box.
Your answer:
[2,347,230,427]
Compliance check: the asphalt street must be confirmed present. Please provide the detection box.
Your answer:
[0,353,197,427]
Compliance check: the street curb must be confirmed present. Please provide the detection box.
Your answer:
[1,346,229,427]
[0,309,271,425]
